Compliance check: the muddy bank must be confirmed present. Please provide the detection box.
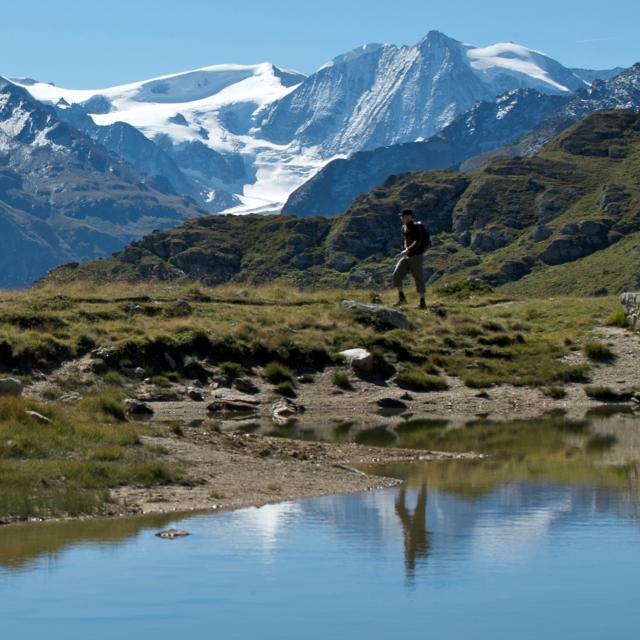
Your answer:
[111,426,479,519]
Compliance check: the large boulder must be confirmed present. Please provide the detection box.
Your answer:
[621,292,640,331]
[0,378,23,397]
[207,389,261,413]
[341,300,409,330]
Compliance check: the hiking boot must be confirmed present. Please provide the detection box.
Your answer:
[418,298,427,310]
[393,293,407,307]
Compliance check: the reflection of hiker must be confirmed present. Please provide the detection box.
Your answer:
[392,209,429,309]
[395,484,431,578]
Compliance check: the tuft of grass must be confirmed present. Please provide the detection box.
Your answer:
[80,392,127,423]
[543,386,567,399]
[555,364,590,384]
[275,381,297,398]
[462,374,494,389]
[169,424,184,437]
[584,386,631,402]
[219,361,247,379]
[605,306,628,328]
[102,371,125,386]
[331,370,352,390]
[262,361,295,385]
[151,375,172,388]
[396,369,448,392]
[583,341,614,362]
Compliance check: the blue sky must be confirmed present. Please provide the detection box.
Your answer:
[3,0,639,87]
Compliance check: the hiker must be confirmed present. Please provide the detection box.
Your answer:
[392,209,429,309]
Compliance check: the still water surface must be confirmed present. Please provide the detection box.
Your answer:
[2,410,640,639]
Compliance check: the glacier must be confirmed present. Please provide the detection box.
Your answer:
[14,31,593,215]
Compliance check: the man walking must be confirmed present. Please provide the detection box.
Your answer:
[392,209,429,309]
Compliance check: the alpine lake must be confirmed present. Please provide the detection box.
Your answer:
[2,406,640,639]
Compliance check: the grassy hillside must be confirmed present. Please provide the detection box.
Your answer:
[43,110,640,296]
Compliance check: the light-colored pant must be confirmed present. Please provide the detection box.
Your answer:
[392,255,425,295]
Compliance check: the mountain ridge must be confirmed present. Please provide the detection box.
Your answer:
[42,109,640,296]
[13,32,604,215]
[0,78,205,288]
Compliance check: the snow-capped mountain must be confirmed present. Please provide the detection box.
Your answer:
[256,31,588,156]
[0,78,203,288]
[15,63,316,213]
[13,32,600,215]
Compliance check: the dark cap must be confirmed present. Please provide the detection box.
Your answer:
[399,209,413,217]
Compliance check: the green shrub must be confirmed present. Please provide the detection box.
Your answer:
[583,341,614,362]
[275,381,297,398]
[331,370,351,390]
[396,369,448,392]
[219,361,247,378]
[151,375,172,388]
[103,371,125,387]
[263,361,295,384]
[605,306,628,328]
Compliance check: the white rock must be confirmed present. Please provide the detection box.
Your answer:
[340,348,374,373]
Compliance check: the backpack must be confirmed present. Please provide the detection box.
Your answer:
[415,221,430,253]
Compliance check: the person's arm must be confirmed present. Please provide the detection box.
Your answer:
[400,228,417,256]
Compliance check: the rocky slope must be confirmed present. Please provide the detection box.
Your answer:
[283,65,640,218]
[0,78,204,288]
[43,109,640,295]
[463,63,640,168]
[281,89,568,217]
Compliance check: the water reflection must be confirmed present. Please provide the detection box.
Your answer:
[394,484,430,579]
[2,472,640,638]
[0,513,187,573]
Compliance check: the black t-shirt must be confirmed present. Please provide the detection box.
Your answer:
[402,221,424,256]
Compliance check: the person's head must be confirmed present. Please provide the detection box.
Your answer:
[400,209,413,223]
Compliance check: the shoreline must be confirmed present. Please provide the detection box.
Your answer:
[0,426,482,527]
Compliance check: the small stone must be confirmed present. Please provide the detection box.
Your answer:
[233,377,260,394]
[187,388,205,402]
[272,398,299,425]
[400,392,413,401]
[59,392,81,403]
[155,529,190,539]
[341,300,410,330]
[26,410,52,424]
[125,399,154,416]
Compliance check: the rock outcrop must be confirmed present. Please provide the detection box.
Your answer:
[621,293,640,330]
